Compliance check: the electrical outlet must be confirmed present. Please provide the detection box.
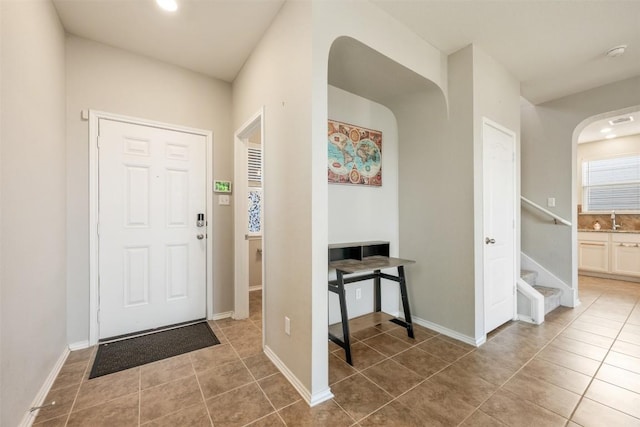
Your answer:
[355,288,362,300]
[284,316,291,335]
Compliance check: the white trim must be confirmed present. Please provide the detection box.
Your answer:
[481,118,518,337]
[19,347,70,427]
[264,346,334,407]
[249,286,263,292]
[88,110,214,345]
[411,316,482,347]
[68,340,90,351]
[211,311,234,321]
[234,107,265,324]
[521,252,577,307]
[516,277,545,325]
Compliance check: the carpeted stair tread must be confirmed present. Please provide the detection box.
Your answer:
[533,285,562,315]
[520,269,538,286]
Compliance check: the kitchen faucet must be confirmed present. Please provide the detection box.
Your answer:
[612,211,622,230]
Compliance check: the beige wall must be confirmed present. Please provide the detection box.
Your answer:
[1,1,67,425]
[233,0,315,397]
[248,239,262,288]
[471,46,521,339]
[392,45,520,342]
[522,76,640,288]
[234,0,437,401]
[310,0,448,400]
[65,36,234,344]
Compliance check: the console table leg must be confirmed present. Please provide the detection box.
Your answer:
[374,269,381,312]
[337,271,353,365]
[398,266,414,338]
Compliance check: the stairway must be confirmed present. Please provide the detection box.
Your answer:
[520,270,562,315]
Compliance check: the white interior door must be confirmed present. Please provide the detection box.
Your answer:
[483,119,516,333]
[98,118,207,339]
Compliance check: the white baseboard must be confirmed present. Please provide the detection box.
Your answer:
[263,345,333,407]
[19,346,70,427]
[521,252,576,307]
[211,311,233,321]
[411,315,482,347]
[69,340,90,351]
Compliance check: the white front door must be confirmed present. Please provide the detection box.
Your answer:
[98,118,207,339]
[483,119,516,333]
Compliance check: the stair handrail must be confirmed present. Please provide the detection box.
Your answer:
[521,196,572,226]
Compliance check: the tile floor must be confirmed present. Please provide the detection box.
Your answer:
[35,276,640,426]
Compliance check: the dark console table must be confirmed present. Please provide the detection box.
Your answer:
[328,241,415,365]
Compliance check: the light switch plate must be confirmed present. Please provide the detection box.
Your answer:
[219,195,230,205]
[547,197,556,207]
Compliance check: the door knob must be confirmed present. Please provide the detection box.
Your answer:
[197,234,204,240]
[485,237,496,244]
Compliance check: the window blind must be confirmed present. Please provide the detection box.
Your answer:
[248,147,262,182]
[583,155,640,211]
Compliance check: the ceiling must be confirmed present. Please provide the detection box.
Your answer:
[579,110,640,144]
[52,0,285,82]
[53,0,640,104]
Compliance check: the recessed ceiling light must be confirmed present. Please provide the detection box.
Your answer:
[156,0,178,12]
[600,127,612,133]
[606,45,627,58]
[606,134,617,139]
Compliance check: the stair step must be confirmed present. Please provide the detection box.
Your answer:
[533,285,562,315]
[520,269,538,286]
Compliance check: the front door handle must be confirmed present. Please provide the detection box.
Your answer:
[485,237,496,244]
[197,234,205,240]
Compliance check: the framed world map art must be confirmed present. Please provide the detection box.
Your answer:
[328,120,382,186]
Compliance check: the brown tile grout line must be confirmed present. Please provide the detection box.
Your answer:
[61,347,97,427]
[565,296,640,423]
[48,289,626,427]
[191,351,216,427]
[138,364,142,426]
[327,331,455,425]
[453,288,623,426]
[216,319,292,427]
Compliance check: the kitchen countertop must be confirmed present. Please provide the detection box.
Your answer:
[579,229,640,234]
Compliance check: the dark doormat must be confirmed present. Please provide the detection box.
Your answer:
[89,322,220,379]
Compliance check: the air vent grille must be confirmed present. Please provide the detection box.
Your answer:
[609,116,634,126]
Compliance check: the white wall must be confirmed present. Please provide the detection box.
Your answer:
[65,36,233,345]
[327,85,399,324]
[1,1,67,425]
[577,134,640,206]
[522,76,640,291]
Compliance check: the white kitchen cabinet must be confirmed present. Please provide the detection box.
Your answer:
[578,232,609,273]
[611,234,640,277]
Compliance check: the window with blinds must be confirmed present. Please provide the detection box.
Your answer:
[248,147,262,182]
[582,154,640,212]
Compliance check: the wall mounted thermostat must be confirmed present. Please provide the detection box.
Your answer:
[214,180,232,193]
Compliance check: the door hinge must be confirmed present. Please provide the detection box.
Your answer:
[97,136,100,148]
[96,223,100,236]
[97,309,101,324]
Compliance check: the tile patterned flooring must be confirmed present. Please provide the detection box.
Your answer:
[35,276,640,426]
